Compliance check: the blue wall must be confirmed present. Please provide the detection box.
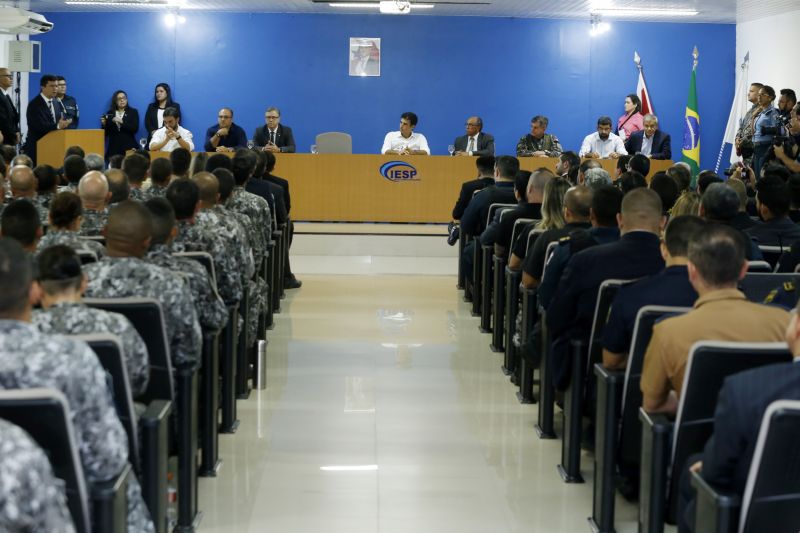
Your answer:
[36,12,734,170]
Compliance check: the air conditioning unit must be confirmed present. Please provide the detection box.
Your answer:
[0,7,53,35]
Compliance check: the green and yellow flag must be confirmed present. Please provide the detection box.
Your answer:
[681,47,700,181]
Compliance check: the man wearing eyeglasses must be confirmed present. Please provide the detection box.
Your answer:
[204,107,247,153]
[453,116,495,156]
[0,68,20,147]
[253,107,296,153]
[55,76,79,129]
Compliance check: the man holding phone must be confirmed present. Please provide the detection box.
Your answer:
[149,107,194,152]
[253,106,296,153]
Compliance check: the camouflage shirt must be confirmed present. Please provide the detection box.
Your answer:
[516,133,564,158]
[143,184,168,200]
[83,256,202,369]
[0,320,154,533]
[0,419,75,532]
[736,104,759,145]
[32,301,150,397]
[198,206,255,282]
[36,229,106,258]
[129,187,147,202]
[79,207,109,237]
[146,243,229,331]
[31,194,51,226]
[228,187,270,262]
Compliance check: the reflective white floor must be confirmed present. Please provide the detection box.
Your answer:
[197,269,649,532]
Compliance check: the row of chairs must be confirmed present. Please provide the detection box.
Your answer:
[456,204,800,533]
[0,220,292,532]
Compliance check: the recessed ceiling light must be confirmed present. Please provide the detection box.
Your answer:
[593,8,698,17]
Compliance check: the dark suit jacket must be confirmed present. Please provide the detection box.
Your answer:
[144,102,181,142]
[254,124,296,153]
[453,132,495,156]
[452,176,495,220]
[460,181,516,237]
[701,361,800,496]
[103,107,140,159]
[246,178,288,225]
[24,94,60,164]
[624,129,672,160]
[264,173,291,214]
[0,91,19,146]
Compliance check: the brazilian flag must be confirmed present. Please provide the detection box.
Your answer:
[682,49,700,181]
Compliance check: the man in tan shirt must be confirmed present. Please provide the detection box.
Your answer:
[641,223,790,415]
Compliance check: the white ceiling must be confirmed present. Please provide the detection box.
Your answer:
[14,0,800,23]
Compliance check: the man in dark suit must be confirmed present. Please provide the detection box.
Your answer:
[624,113,672,160]
[24,74,72,165]
[451,155,496,221]
[453,116,495,157]
[0,68,19,147]
[253,107,296,153]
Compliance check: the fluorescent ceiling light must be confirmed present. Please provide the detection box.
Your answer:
[320,464,379,471]
[593,8,698,17]
[328,1,433,10]
[329,2,380,7]
[65,0,184,6]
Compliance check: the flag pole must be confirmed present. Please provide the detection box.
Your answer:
[714,52,750,173]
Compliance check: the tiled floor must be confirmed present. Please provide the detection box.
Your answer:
[197,245,651,532]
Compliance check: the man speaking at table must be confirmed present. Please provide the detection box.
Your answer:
[382,112,430,155]
[453,116,495,156]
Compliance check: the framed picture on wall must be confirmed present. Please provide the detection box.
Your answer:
[349,37,381,77]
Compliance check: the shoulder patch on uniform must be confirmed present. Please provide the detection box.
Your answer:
[784,281,795,292]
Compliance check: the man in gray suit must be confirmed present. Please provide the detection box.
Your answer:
[453,116,495,156]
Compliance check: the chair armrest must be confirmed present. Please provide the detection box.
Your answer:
[690,470,741,533]
[638,408,674,533]
[139,399,171,531]
[90,463,132,533]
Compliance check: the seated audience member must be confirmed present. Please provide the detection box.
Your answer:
[77,171,110,237]
[106,168,130,205]
[148,107,194,153]
[36,192,105,257]
[667,164,692,193]
[0,418,75,531]
[134,148,151,161]
[725,177,760,231]
[167,179,243,306]
[649,171,680,214]
[229,150,270,263]
[547,188,665,389]
[577,158,601,185]
[10,154,32,168]
[204,107,247,153]
[628,153,651,178]
[460,155,519,279]
[508,177,570,271]
[519,182,589,287]
[144,197,228,331]
[624,113,672,160]
[616,170,647,194]
[602,215,704,370]
[262,150,291,215]
[382,112,430,155]
[169,147,192,179]
[190,152,208,177]
[481,169,547,258]
[32,245,149,397]
[144,157,173,199]
[253,106,296,153]
[0,237,154,532]
[641,223,790,416]
[454,116,495,156]
[745,174,800,246]
[249,150,287,225]
[614,155,632,180]
[121,153,149,201]
[205,152,232,173]
[34,164,58,220]
[583,167,612,190]
[108,154,124,170]
[678,297,800,533]
[538,185,623,309]
[697,171,723,194]
[671,190,701,217]
[1,199,41,252]
[9,165,47,224]
[556,151,580,183]
[787,173,800,222]
[515,115,563,158]
[0,145,15,167]
[452,155,497,222]
[579,116,627,159]
[700,183,763,260]
[83,200,201,369]
[84,153,104,172]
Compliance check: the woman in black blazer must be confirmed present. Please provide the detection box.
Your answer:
[101,90,139,162]
[144,83,181,144]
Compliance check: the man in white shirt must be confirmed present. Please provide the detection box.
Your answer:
[149,107,194,152]
[381,112,430,155]
[579,116,627,159]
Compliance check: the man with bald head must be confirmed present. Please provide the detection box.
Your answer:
[547,188,666,389]
[77,170,110,236]
[8,166,44,225]
[453,116,495,157]
[83,200,201,369]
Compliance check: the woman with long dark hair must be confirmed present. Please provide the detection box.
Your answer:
[145,82,181,144]
[100,89,139,161]
[617,93,644,141]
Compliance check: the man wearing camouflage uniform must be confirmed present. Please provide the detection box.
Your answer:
[735,82,764,167]
[0,237,154,533]
[0,419,76,532]
[8,165,48,224]
[516,115,563,158]
[143,158,172,200]
[36,193,106,259]
[77,170,110,237]
[83,200,201,369]
[32,245,150,397]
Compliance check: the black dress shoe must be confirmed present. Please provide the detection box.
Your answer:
[284,277,302,289]
[447,222,460,246]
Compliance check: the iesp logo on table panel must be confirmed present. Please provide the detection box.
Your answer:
[380,161,419,182]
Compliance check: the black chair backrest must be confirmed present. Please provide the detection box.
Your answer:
[586,279,632,370]
[486,203,516,226]
[80,235,106,246]
[76,250,98,265]
[82,297,174,404]
[758,245,790,269]
[618,305,691,469]
[73,334,140,472]
[746,260,773,273]
[739,273,799,303]
[496,206,515,222]
[668,341,793,519]
[0,388,91,533]
[524,226,545,256]
[740,400,800,533]
[508,218,537,261]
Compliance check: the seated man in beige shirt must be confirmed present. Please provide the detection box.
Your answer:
[641,223,790,416]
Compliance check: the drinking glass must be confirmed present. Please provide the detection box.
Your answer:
[139,138,147,149]
[310,144,318,154]
[247,139,255,150]
[448,144,455,156]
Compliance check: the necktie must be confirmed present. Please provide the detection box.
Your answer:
[467,137,475,153]
[269,130,276,145]
[47,99,56,123]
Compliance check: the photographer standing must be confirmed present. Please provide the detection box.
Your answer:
[752,85,780,179]
[774,102,800,173]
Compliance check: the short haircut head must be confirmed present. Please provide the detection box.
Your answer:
[697,171,723,194]
[688,223,746,286]
[666,164,692,192]
[213,168,236,202]
[616,171,647,194]
[264,150,277,173]
[495,155,520,180]
[620,187,662,229]
[9,166,36,195]
[144,197,176,245]
[63,154,87,185]
[475,155,495,175]
[105,200,153,247]
[122,154,149,184]
[583,168,612,190]
[0,238,32,317]
[616,154,632,173]
[166,178,199,220]
[755,174,791,218]
[163,106,180,120]
[205,153,232,173]
[169,148,192,177]
[649,172,679,214]
[231,149,257,185]
[701,182,740,221]
[254,150,267,178]
[531,115,549,128]
[663,215,706,257]
[34,164,57,193]
[36,245,83,295]
[780,88,797,104]
[64,145,85,159]
[400,112,418,126]
[591,185,624,226]
[514,170,532,198]
[1,199,40,247]
[560,150,580,169]
[579,159,601,174]
[150,158,173,186]
[193,171,220,204]
[761,85,776,99]
[529,168,553,194]
[597,116,612,127]
[565,185,593,218]
[11,155,33,169]
[763,163,791,183]
[39,74,57,88]
[628,154,651,177]
[77,171,108,204]
[108,154,124,170]
[106,169,130,203]
[0,146,16,165]
[49,191,82,228]
[84,153,104,172]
